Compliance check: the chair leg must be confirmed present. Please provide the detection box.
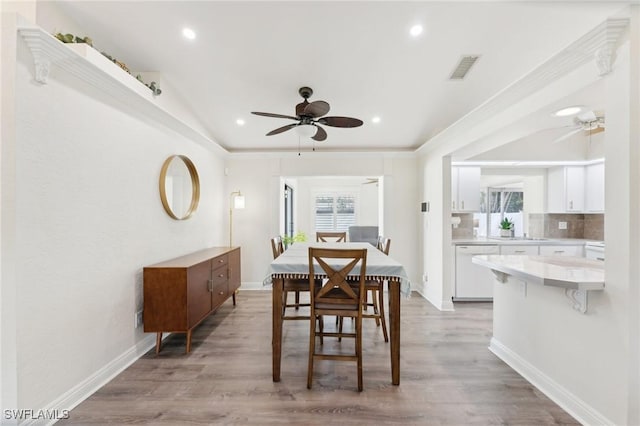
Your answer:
[338,317,343,342]
[378,283,389,343]
[319,315,324,345]
[356,315,363,392]
[295,290,300,310]
[370,288,381,326]
[308,314,316,389]
[282,291,289,316]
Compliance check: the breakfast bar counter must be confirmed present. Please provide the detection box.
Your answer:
[472,255,604,290]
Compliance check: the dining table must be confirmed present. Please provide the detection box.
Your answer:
[266,241,411,385]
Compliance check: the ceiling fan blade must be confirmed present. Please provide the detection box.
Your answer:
[312,125,327,141]
[266,123,299,136]
[304,101,330,118]
[252,111,299,120]
[318,116,363,128]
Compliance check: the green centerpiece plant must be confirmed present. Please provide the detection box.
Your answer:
[282,231,307,248]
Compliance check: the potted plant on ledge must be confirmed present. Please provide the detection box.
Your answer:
[499,217,514,237]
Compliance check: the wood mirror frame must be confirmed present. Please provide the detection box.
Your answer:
[159,155,200,220]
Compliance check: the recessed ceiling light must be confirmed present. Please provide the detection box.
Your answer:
[182,28,196,40]
[372,116,381,124]
[236,119,245,126]
[410,25,423,37]
[553,106,583,117]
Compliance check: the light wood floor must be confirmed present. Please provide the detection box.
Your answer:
[60,291,577,425]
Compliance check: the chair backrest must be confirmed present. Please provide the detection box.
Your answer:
[377,236,391,255]
[348,226,379,246]
[270,236,284,259]
[316,231,347,242]
[308,247,367,309]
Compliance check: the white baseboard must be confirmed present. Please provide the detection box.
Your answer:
[421,290,455,311]
[489,337,613,426]
[23,333,164,426]
[240,281,270,290]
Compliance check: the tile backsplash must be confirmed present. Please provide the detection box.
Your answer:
[452,213,474,239]
[452,212,604,240]
[527,213,603,240]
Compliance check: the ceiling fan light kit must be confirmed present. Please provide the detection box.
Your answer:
[552,108,605,143]
[553,105,584,117]
[251,86,363,143]
[295,124,317,138]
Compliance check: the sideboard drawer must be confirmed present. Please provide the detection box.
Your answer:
[212,265,228,286]
[211,281,228,307]
[212,254,229,270]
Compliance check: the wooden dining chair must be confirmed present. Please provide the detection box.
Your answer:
[270,236,309,320]
[307,247,367,391]
[338,236,390,342]
[316,231,347,242]
[363,236,390,342]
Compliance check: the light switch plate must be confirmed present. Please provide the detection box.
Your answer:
[558,221,567,230]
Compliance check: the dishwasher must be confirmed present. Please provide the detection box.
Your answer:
[454,245,499,301]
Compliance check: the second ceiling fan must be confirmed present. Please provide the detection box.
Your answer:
[251,86,363,141]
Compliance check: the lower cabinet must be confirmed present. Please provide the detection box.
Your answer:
[143,247,241,353]
[454,245,499,301]
[500,245,539,255]
[539,245,584,257]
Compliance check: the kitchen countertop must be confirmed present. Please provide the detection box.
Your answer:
[452,237,595,246]
[472,254,605,291]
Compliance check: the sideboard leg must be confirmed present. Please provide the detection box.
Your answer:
[186,330,192,353]
[155,332,162,354]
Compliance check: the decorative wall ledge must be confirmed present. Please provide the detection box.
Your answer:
[17,24,223,153]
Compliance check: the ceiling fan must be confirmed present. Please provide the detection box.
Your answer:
[553,110,605,143]
[251,87,363,141]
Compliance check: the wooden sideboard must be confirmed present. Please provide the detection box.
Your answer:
[143,247,241,354]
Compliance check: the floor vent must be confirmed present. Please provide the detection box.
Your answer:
[449,55,480,80]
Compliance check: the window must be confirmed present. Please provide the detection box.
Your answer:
[314,193,356,232]
[475,188,524,237]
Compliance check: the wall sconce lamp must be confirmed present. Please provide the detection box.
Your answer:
[229,190,245,246]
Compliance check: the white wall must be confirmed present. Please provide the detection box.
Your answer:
[4,26,227,415]
[226,154,419,289]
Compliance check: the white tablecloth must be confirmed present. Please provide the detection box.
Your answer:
[266,242,411,296]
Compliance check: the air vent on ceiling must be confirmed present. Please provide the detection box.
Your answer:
[449,55,480,80]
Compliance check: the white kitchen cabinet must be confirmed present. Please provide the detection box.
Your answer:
[452,166,480,212]
[500,245,539,255]
[547,166,585,212]
[585,162,605,212]
[539,245,584,257]
[454,245,499,300]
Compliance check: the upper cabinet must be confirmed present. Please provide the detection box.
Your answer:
[547,166,584,213]
[585,162,605,212]
[452,167,480,212]
[546,163,604,213]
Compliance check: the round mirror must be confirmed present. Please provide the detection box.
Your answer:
[159,155,200,220]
